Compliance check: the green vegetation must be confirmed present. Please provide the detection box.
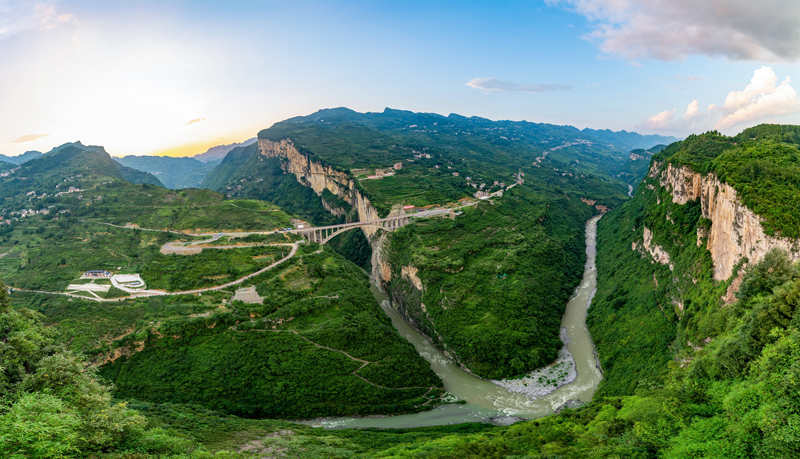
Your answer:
[215,232,301,244]
[199,108,642,380]
[588,177,709,394]
[0,220,189,291]
[0,218,294,293]
[201,144,344,226]
[12,291,228,360]
[101,245,444,418]
[655,125,800,238]
[385,186,593,379]
[254,107,639,209]
[144,245,291,291]
[0,142,164,200]
[289,248,800,458]
[327,226,373,270]
[0,284,216,458]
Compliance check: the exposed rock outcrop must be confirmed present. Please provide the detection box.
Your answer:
[370,232,392,284]
[401,265,424,291]
[258,138,382,238]
[642,226,674,270]
[320,198,346,217]
[652,161,800,281]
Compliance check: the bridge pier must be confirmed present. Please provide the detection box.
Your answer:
[293,214,418,245]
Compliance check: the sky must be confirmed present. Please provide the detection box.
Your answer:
[3,0,800,158]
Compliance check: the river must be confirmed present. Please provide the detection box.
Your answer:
[302,216,603,429]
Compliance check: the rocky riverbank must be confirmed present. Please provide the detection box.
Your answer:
[491,328,577,399]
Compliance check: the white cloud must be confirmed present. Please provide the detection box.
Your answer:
[683,100,699,120]
[716,67,800,129]
[466,77,570,93]
[0,1,74,39]
[547,0,800,62]
[185,118,205,125]
[639,108,676,130]
[637,67,800,133]
[9,134,49,144]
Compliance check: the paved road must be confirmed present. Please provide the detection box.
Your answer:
[14,243,300,303]
[34,202,485,302]
[161,238,294,255]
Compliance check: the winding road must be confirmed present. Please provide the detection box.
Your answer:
[15,243,300,302]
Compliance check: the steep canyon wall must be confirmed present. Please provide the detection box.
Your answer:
[257,139,460,368]
[649,161,800,281]
[257,139,381,237]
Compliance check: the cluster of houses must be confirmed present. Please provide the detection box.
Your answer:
[11,208,50,219]
[474,189,504,200]
[533,151,549,167]
[550,139,594,152]
[81,270,113,279]
[54,185,83,197]
[0,167,20,178]
[365,163,402,180]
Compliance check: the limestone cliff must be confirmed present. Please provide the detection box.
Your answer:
[649,161,800,281]
[258,138,382,237]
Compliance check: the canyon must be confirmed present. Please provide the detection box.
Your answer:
[647,160,800,281]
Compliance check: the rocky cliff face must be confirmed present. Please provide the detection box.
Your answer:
[258,139,467,368]
[635,226,674,270]
[258,138,382,237]
[650,161,800,281]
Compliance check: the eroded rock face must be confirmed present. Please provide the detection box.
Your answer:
[370,232,392,284]
[258,138,381,237]
[401,265,424,291]
[642,226,674,270]
[652,162,800,281]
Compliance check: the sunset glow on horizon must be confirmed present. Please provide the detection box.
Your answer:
[4,0,800,158]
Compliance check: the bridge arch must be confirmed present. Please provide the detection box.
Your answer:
[291,215,412,244]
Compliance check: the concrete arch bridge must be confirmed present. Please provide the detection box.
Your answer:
[292,214,415,244]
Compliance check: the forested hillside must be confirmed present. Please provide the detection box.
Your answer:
[252,107,660,209]
[198,108,654,379]
[384,185,592,378]
[0,141,445,450]
[0,142,164,200]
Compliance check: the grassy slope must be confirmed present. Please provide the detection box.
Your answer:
[8,222,443,420]
[3,145,443,419]
[0,185,298,291]
[99,245,444,419]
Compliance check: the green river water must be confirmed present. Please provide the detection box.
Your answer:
[303,216,603,428]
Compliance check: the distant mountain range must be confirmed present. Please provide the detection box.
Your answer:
[0,141,163,199]
[192,138,257,163]
[0,109,680,192]
[0,150,43,164]
[114,155,221,189]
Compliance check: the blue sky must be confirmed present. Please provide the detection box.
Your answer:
[2,0,800,157]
